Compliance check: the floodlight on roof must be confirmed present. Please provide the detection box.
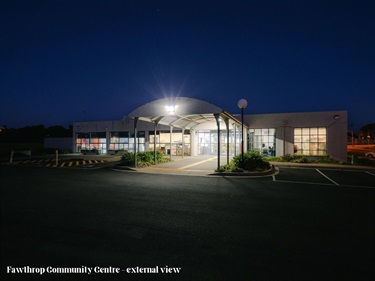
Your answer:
[165,105,177,114]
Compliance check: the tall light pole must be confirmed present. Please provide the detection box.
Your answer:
[237,99,248,166]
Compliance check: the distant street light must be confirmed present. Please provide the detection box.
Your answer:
[237,99,248,166]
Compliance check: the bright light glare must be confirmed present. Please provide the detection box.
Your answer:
[165,105,177,113]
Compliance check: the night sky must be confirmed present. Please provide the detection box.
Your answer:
[1,0,374,131]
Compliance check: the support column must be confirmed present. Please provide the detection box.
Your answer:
[153,117,163,164]
[133,117,139,168]
[225,118,229,164]
[154,123,157,164]
[169,126,173,160]
[214,114,221,171]
[181,128,185,158]
[234,124,237,156]
[105,128,110,155]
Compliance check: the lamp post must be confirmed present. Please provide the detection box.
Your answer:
[237,99,248,166]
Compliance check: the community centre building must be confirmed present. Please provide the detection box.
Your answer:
[72,97,348,164]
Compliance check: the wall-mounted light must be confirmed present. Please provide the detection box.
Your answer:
[334,114,340,120]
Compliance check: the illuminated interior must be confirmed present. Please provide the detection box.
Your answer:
[248,128,276,156]
[109,131,145,152]
[294,127,327,155]
[149,131,190,156]
[198,130,241,155]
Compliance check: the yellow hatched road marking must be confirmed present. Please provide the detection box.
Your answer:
[94,160,99,163]
[76,161,79,166]
[82,160,86,165]
[60,162,66,167]
[88,160,92,164]
[68,162,73,167]
[46,163,52,167]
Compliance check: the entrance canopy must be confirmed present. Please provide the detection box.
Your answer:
[125,97,242,129]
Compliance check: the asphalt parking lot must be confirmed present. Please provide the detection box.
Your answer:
[1,162,374,280]
[274,166,375,188]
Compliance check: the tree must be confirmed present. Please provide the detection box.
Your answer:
[358,123,375,140]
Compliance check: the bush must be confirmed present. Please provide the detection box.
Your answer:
[120,151,171,167]
[266,156,283,162]
[314,156,338,164]
[216,162,244,173]
[121,151,136,166]
[281,154,294,162]
[232,151,271,172]
[267,154,309,163]
[292,156,309,163]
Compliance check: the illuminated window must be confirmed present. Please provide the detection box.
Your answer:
[76,132,106,153]
[150,130,190,156]
[110,132,129,151]
[248,128,276,156]
[294,127,326,155]
[129,131,145,152]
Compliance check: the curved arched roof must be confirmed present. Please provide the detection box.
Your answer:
[127,97,223,117]
[124,97,242,130]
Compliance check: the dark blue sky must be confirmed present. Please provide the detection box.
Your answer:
[1,0,374,131]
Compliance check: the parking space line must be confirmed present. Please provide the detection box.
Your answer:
[316,169,340,185]
[273,178,374,189]
[273,179,336,186]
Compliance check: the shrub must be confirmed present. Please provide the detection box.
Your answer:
[120,150,171,167]
[281,154,294,162]
[314,156,338,164]
[269,154,309,163]
[216,162,244,173]
[292,156,309,163]
[266,156,283,162]
[232,151,271,172]
[121,151,136,166]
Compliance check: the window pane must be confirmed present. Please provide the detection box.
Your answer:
[319,127,326,134]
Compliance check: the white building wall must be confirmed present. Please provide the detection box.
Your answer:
[243,111,347,161]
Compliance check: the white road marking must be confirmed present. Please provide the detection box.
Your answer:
[365,171,375,176]
[273,178,375,189]
[316,169,340,185]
